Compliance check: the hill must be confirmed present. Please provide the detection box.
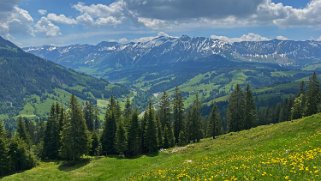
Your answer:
[2,114,321,180]
[0,36,128,117]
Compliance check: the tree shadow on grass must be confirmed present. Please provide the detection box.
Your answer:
[58,158,91,172]
[146,152,159,157]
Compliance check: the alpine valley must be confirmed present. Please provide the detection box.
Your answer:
[25,35,321,111]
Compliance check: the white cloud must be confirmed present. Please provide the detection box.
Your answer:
[128,0,321,29]
[96,17,122,25]
[272,0,321,27]
[211,33,269,42]
[47,13,77,25]
[28,0,321,37]
[72,1,126,26]
[318,36,321,41]
[76,13,94,25]
[275,35,288,40]
[38,9,47,15]
[137,17,167,29]
[0,6,34,38]
[34,17,61,37]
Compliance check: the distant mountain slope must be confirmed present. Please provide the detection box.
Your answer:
[24,35,321,71]
[0,36,128,115]
[3,114,321,180]
[24,36,320,109]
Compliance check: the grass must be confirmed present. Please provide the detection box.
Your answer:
[2,114,321,181]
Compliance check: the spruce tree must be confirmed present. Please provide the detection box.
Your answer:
[173,87,184,144]
[61,95,90,161]
[227,84,245,132]
[190,94,202,142]
[156,117,163,148]
[84,102,94,131]
[8,137,36,173]
[0,122,9,176]
[305,72,321,116]
[163,124,175,148]
[16,117,31,145]
[186,110,193,143]
[101,97,117,155]
[127,110,141,156]
[209,103,222,139]
[115,120,127,156]
[145,102,158,153]
[90,132,101,156]
[291,94,304,120]
[42,104,61,159]
[123,97,132,129]
[93,108,100,130]
[141,111,148,153]
[58,106,65,133]
[244,85,257,129]
[159,91,171,129]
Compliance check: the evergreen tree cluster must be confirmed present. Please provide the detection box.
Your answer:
[0,119,36,177]
[3,74,320,177]
[227,85,257,132]
[291,72,321,120]
[255,73,321,124]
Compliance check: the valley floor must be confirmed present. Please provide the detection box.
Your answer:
[2,114,321,181]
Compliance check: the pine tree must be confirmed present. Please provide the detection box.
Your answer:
[190,94,202,142]
[84,102,94,131]
[101,96,117,155]
[244,85,257,129]
[145,102,158,153]
[227,84,245,132]
[173,87,184,144]
[209,103,222,139]
[42,104,61,159]
[0,122,9,176]
[127,110,141,156]
[16,117,31,145]
[305,72,321,116]
[61,95,90,161]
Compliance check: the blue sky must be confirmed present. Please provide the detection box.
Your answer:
[0,0,320,46]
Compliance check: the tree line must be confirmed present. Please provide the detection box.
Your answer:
[1,72,320,177]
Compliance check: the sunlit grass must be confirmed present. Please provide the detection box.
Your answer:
[3,114,321,181]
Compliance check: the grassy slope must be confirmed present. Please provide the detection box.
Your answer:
[3,114,321,181]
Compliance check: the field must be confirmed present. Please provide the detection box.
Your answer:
[2,114,321,180]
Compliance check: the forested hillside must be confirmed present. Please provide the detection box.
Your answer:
[0,36,128,116]
[1,71,320,179]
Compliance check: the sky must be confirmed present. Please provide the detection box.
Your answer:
[0,0,320,47]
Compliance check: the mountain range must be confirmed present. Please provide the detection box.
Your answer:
[25,35,321,71]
